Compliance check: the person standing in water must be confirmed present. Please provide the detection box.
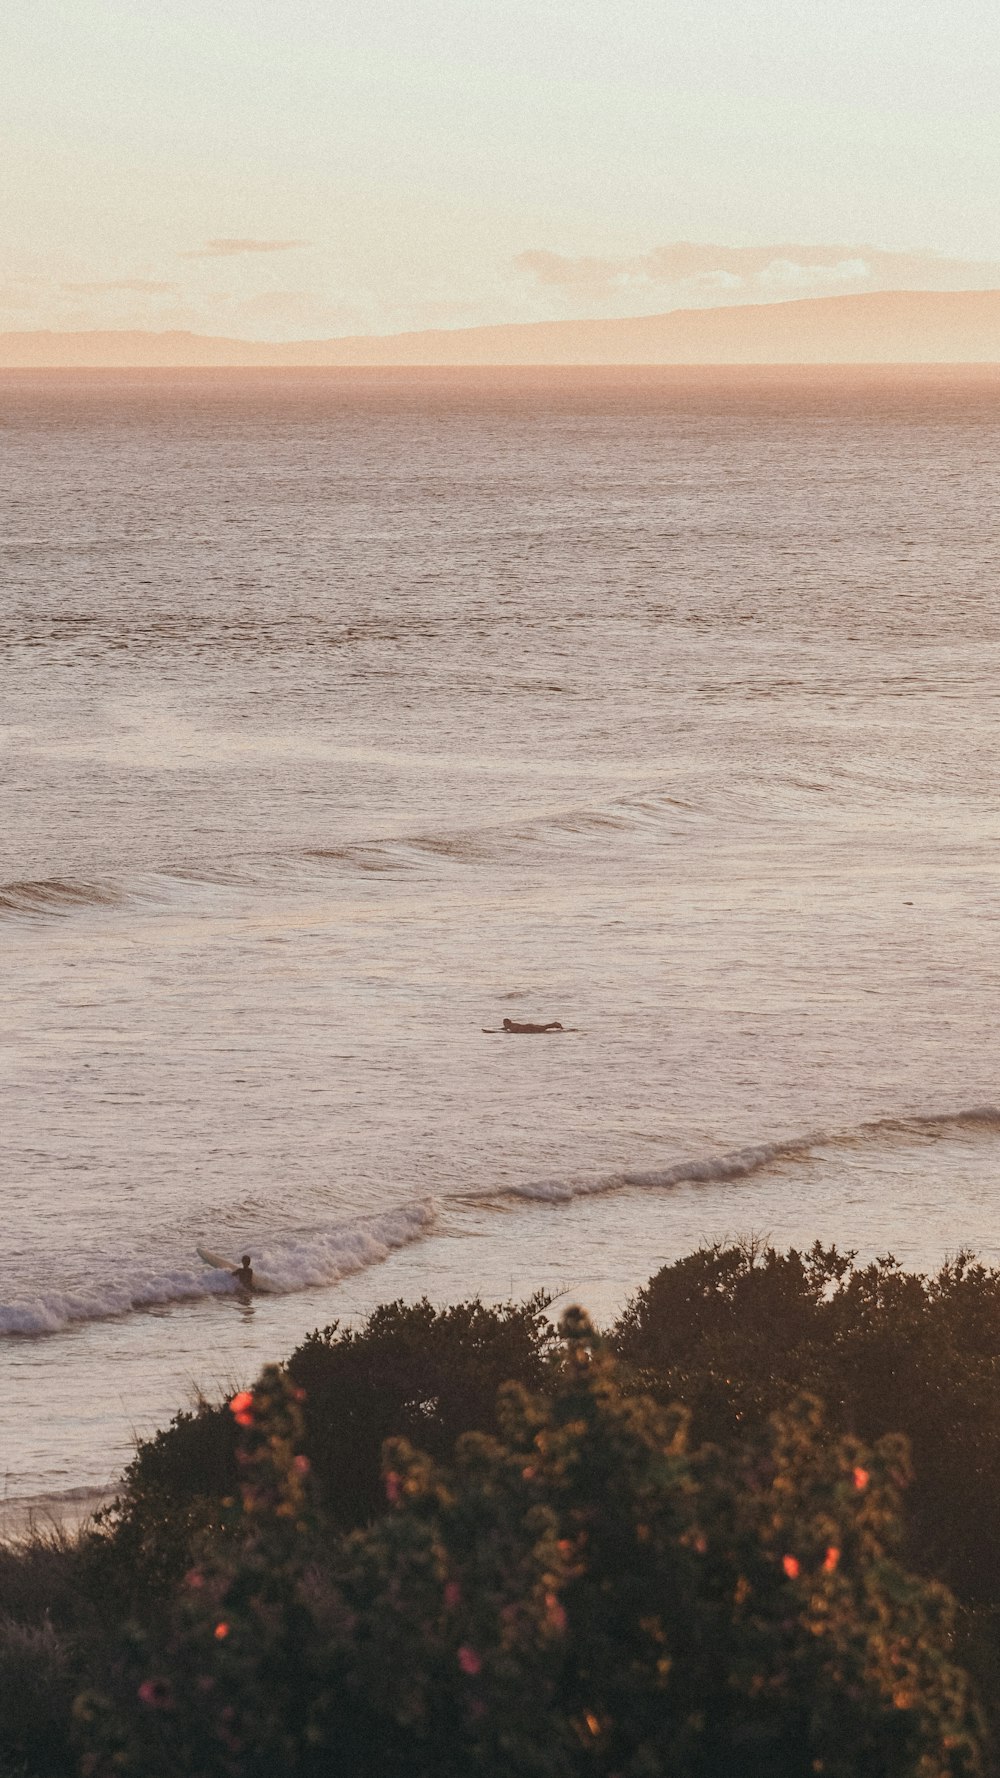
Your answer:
[232,1255,254,1290]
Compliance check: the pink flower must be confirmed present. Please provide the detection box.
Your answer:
[138,1678,173,1710]
[457,1644,482,1676]
[444,1581,462,1609]
[384,1470,401,1504]
[293,1454,311,1475]
[782,1554,800,1579]
[184,1567,205,1589]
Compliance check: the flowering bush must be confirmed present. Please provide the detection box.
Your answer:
[75,1318,983,1778]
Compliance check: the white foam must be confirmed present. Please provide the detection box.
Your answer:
[501,1110,1000,1207]
[0,1201,439,1338]
[506,1142,796,1204]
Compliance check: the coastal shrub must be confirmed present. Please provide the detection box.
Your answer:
[75,1321,984,1778]
[284,1292,557,1525]
[613,1241,1000,1607]
[94,1293,557,1605]
[10,1250,1000,1773]
[0,1614,72,1776]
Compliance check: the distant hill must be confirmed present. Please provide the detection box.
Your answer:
[4,289,1000,366]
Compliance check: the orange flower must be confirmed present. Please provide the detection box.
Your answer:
[782,1554,800,1579]
[853,1466,870,1491]
[823,1546,840,1572]
[214,1622,230,1641]
[229,1391,254,1428]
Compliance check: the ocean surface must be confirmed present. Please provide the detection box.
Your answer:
[4,364,1000,1522]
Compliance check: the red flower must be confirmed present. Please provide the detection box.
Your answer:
[782,1554,800,1579]
[457,1645,482,1676]
[214,1621,230,1641]
[293,1454,311,1475]
[823,1546,840,1573]
[853,1466,870,1491]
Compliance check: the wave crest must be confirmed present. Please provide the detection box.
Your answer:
[0,876,126,917]
[0,1201,438,1338]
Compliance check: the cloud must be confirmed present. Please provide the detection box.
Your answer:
[514,243,1000,308]
[61,279,176,294]
[179,238,307,258]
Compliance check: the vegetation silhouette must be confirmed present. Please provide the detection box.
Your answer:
[4,1241,1000,1775]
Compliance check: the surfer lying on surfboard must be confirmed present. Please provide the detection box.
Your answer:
[503,1018,563,1033]
[482,1018,576,1033]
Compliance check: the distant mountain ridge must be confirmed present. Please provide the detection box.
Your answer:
[4,288,1000,366]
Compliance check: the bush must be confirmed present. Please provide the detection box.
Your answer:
[8,1254,1000,1774]
[76,1322,984,1778]
[613,1241,1000,1608]
[0,1613,72,1776]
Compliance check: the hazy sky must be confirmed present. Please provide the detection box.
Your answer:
[4,0,1000,338]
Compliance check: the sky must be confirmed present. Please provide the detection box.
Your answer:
[3,0,1000,340]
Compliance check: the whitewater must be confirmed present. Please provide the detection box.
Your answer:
[3,365,1000,1516]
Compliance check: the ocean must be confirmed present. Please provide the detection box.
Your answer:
[3,364,1000,1521]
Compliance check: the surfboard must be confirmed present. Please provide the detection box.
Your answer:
[197,1246,279,1293]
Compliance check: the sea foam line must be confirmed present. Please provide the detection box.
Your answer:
[0,1201,439,1338]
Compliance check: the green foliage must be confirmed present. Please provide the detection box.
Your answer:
[75,1320,983,1778]
[286,1292,558,1526]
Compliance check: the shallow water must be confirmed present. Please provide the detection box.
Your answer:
[4,367,1000,1511]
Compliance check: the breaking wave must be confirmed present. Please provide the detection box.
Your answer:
[0,1201,438,1338]
[493,1104,1000,1204]
[5,1105,1000,1339]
